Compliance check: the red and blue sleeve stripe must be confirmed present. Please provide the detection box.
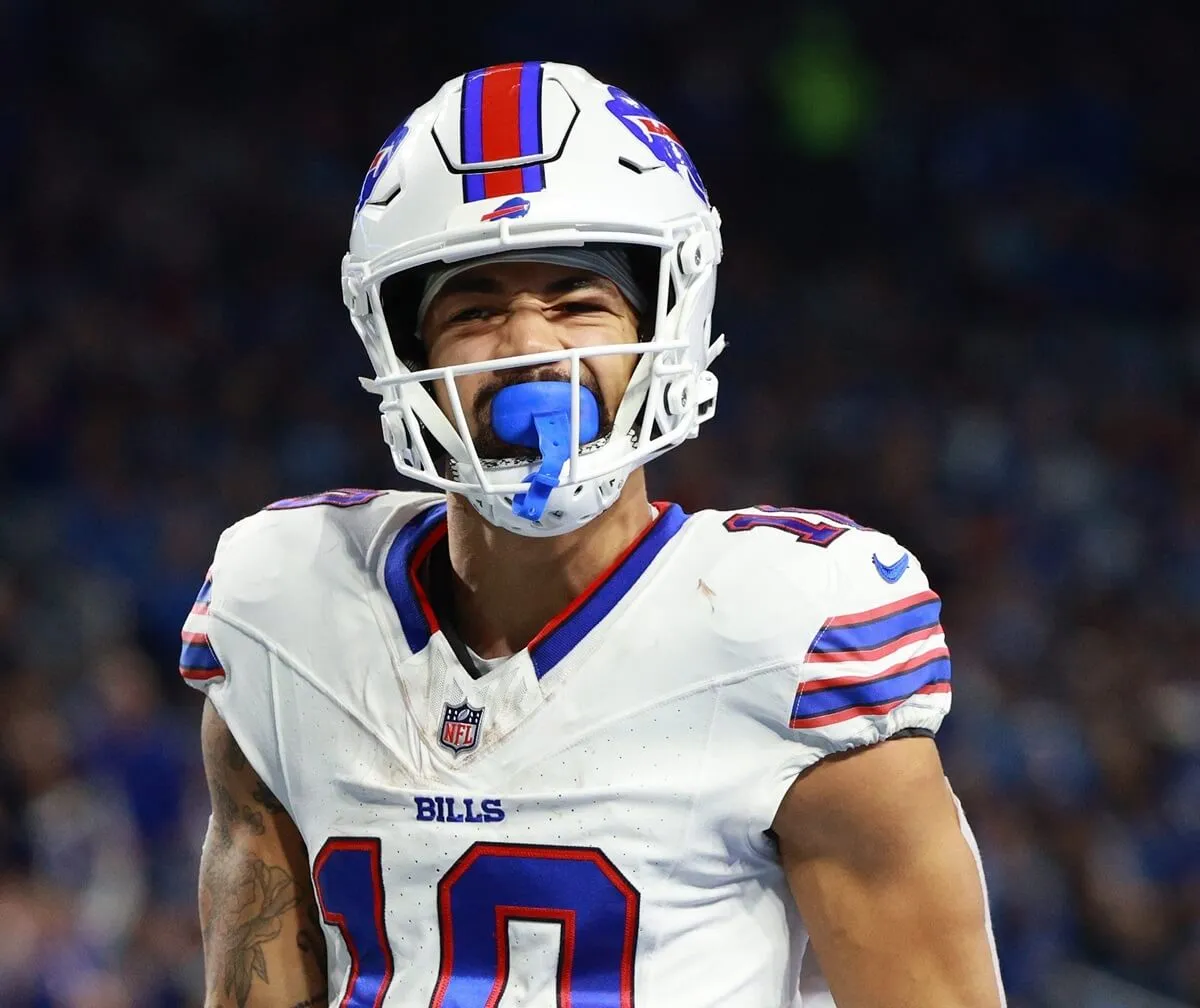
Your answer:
[460,62,546,203]
[808,590,942,658]
[790,654,951,729]
[791,589,951,730]
[179,576,224,683]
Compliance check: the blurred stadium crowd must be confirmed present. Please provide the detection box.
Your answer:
[1,1,1198,1005]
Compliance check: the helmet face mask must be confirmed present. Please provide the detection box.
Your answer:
[344,62,725,537]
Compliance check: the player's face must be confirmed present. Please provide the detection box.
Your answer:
[421,261,641,460]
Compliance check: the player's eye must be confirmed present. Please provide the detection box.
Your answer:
[446,305,496,324]
[556,299,608,315]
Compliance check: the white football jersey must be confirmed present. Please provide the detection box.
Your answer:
[181,490,952,1008]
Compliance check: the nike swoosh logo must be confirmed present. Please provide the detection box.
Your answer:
[872,552,910,583]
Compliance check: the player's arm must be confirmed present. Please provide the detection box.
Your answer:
[199,699,329,1008]
[773,735,1003,1008]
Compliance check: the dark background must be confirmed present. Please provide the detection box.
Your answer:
[1,1,1198,1005]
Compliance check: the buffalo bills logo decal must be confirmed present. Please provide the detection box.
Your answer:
[356,120,410,213]
[480,196,531,222]
[605,86,707,202]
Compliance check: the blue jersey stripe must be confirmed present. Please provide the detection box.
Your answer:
[384,502,448,654]
[810,598,941,655]
[792,655,952,722]
[180,577,220,679]
[384,501,687,674]
[180,639,222,671]
[530,505,688,679]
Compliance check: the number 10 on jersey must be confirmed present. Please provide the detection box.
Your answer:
[313,838,641,1007]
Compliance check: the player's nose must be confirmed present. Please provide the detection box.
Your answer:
[494,298,567,358]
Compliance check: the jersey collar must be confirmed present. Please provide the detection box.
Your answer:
[384,501,688,677]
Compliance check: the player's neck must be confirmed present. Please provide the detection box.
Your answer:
[444,472,654,660]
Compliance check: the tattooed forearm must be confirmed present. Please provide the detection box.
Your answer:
[217,856,303,1006]
[288,995,328,1008]
[200,702,327,1006]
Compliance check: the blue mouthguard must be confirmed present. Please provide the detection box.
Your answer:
[490,382,600,521]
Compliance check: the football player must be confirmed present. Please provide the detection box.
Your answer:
[185,63,1006,1007]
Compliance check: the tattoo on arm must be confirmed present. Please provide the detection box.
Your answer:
[217,719,286,818]
[202,703,327,1005]
[221,856,303,1007]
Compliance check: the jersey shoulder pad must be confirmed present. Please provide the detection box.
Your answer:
[693,504,951,754]
[794,518,950,728]
[179,488,442,688]
[214,487,440,600]
[692,503,922,604]
[686,505,880,625]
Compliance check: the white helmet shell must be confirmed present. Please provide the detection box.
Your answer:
[344,62,725,537]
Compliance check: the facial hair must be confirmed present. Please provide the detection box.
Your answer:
[468,365,614,462]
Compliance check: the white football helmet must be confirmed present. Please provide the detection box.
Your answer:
[343,61,725,537]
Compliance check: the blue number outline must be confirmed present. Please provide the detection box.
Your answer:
[313,836,395,1008]
[314,838,641,1008]
[430,842,640,1008]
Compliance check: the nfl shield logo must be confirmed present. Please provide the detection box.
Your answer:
[439,700,484,755]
